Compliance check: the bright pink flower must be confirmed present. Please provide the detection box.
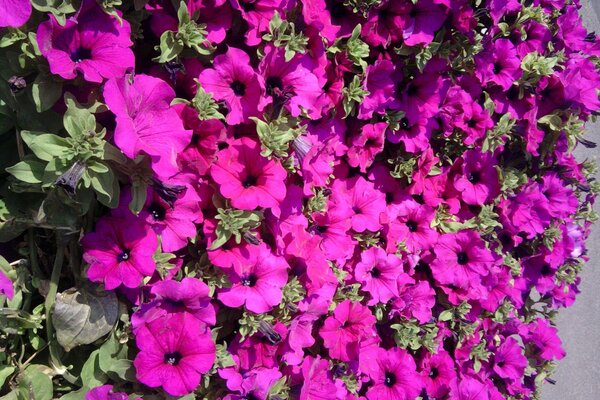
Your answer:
[430,230,495,291]
[211,137,287,210]
[0,269,13,300]
[319,300,376,361]
[401,0,447,46]
[259,45,322,118]
[358,60,397,119]
[230,0,292,45]
[0,0,31,28]
[455,376,490,400]
[37,0,134,82]
[392,280,436,324]
[476,39,522,90]
[388,197,439,252]
[230,321,287,369]
[299,356,338,400]
[419,350,457,398]
[522,319,565,361]
[85,385,130,400]
[347,123,386,173]
[198,47,263,125]
[333,176,386,233]
[103,74,192,178]
[355,247,413,305]
[541,172,578,219]
[133,313,215,396]
[139,185,202,252]
[82,215,157,290]
[453,150,500,205]
[310,207,356,261]
[492,337,527,380]
[365,347,423,400]
[219,367,282,400]
[133,278,216,328]
[218,244,288,313]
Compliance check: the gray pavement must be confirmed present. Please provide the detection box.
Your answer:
[542,1,600,399]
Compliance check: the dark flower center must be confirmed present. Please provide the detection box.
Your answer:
[329,2,347,19]
[164,351,182,366]
[468,172,481,184]
[116,250,130,262]
[429,367,439,378]
[540,264,552,276]
[266,76,284,97]
[230,80,246,96]
[241,274,257,287]
[467,118,478,128]
[493,62,503,74]
[400,117,411,130]
[384,371,397,387]
[352,206,362,214]
[496,360,506,368]
[240,0,256,12]
[148,202,166,221]
[311,224,328,235]
[70,47,92,63]
[406,220,418,232]
[457,251,469,265]
[371,267,381,278]
[242,175,257,188]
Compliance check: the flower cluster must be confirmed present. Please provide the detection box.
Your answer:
[0,0,599,400]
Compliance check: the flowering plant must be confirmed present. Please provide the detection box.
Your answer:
[0,0,599,399]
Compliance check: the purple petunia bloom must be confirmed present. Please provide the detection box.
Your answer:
[37,0,134,83]
[134,313,215,396]
[198,47,263,125]
[365,347,423,400]
[0,0,31,28]
[0,269,14,300]
[81,214,158,290]
[85,385,132,400]
[103,74,192,179]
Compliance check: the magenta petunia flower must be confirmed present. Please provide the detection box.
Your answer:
[134,313,215,396]
[230,0,292,45]
[521,318,565,361]
[133,278,216,328]
[218,243,288,313]
[211,137,287,210]
[456,376,490,400]
[258,45,322,119]
[452,150,500,206]
[365,347,423,400]
[319,300,376,362]
[0,269,14,300]
[492,337,528,380]
[36,0,134,83]
[332,176,386,233]
[358,60,397,119]
[198,47,263,125]
[419,350,457,399]
[355,247,413,305]
[430,230,495,292]
[219,366,282,400]
[400,0,447,46]
[0,0,31,28]
[392,280,436,324]
[388,197,439,252]
[476,39,522,90]
[103,74,192,179]
[81,215,158,290]
[85,385,130,400]
[347,122,387,173]
[299,356,338,400]
[139,185,202,252]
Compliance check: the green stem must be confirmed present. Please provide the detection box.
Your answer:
[44,238,77,384]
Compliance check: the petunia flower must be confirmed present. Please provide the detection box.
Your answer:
[37,0,134,83]
[198,47,263,125]
[319,300,376,362]
[258,45,322,119]
[355,247,413,306]
[230,0,292,46]
[103,74,192,179]
[81,215,158,290]
[387,197,439,252]
[0,0,31,28]
[218,243,288,313]
[492,337,528,380]
[391,280,436,324]
[347,122,387,173]
[85,385,131,400]
[452,149,500,206]
[210,137,287,210]
[358,60,397,119]
[299,356,338,400]
[139,185,202,252]
[476,39,522,90]
[133,313,215,396]
[219,366,282,400]
[0,269,14,300]
[133,278,216,330]
[430,230,495,291]
[419,350,457,399]
[365,347,423,400]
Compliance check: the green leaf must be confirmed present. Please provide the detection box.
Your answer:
[52,287,119,352]
[30,0,77,26]
[20,131,70,162]
[17,365,53,400]
[155,30,184,63]
[31,74,63,113]
[79,350,108,388]
[6,159,45,183]
[0,365,15,388]
[87,167,119,207]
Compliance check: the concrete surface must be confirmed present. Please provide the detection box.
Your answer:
[542,1,600,399]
